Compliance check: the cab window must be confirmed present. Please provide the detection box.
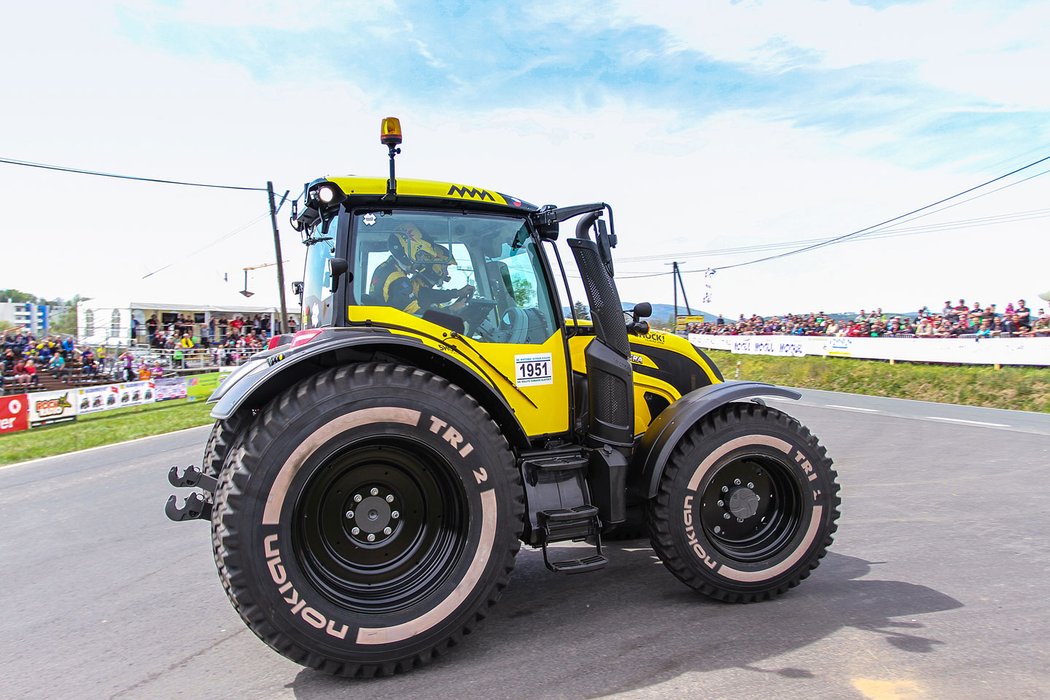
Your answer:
[301,213,337,329]
[352,210,557,344]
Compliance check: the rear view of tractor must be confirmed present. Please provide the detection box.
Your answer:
[165,118,840,677]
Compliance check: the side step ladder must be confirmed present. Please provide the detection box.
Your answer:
[537,505,607,574]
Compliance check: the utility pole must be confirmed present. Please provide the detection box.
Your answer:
[267,181,291,334]
[667,261,693,331]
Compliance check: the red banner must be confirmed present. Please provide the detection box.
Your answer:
[0,394,29,434]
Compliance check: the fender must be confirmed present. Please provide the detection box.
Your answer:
[209,327,529,448]
[631,381,801,499]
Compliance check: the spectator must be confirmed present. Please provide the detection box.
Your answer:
[1015,300,1031,331]
[119,350,135,381]
[49,353,67,382]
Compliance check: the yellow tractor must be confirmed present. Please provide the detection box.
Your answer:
[166,118,839,677]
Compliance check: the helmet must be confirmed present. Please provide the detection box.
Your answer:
[416,243,455,286]
[389,225,455,285]
[388,224,426,272]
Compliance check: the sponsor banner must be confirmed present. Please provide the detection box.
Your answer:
[76,385,112,414]
[118,380,155,408]
[689,334,1050,366]
[155,377,188,401]
[0,394,29,434]
[29,390,77,427]
[186,371,225,400]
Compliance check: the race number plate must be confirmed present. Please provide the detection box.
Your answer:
[514,353,553,387]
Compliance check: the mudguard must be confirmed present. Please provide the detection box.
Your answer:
[631,381,801,499]
[208,327,529,447]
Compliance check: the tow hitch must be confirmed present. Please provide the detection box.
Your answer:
[164,465,218,522]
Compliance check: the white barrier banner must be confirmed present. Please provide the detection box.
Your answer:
[29,390,78,427]
[689,333,1050,366]
[77,385,112,414]
[118,380,155,408]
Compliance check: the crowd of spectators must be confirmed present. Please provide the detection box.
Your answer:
[687,298,1050,339]
[2,312,305,394]
[2,331,95,392]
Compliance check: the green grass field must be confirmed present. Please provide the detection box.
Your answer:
[1,356,1046,467]
[705,350,1049,413]
[0,399,214,466]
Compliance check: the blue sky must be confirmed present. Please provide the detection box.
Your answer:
[2,0,1048,316]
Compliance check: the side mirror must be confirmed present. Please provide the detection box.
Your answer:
[628,302,652,335]
[326,258,349,293]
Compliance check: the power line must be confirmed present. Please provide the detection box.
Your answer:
[615,165,1050,266]
[141,211,273,279]
[712,153,1050,271]
[0,155,267,192]
[613,205,1050,267]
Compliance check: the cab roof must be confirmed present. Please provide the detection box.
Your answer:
[325,176,537,212]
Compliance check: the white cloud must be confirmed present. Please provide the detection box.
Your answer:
[609,0,1050,108]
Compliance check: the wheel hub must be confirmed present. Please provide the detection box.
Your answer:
[345,488,400,543]
[728,486,760,520]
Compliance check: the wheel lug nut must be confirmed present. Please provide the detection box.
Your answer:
[385,494,394,503]
[734,478,741,486]
[723,513,730,520]
[747,482,754,489]
[351,527,360,535]
[714,526,722,534]
[736,517,744,523]
[391,511,400,519]
[370,487,379,496]
[721,486,728,493]
[367,533,376,542]
[345,510,354,519]
[717,500,724,507]
[383,527,392,535]
[353,494,362,503]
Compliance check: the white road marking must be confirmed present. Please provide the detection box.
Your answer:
[924,416,1010,428]
[826,404,880,413]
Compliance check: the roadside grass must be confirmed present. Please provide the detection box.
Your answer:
[706,350,1050,413]
[0,399,214,467]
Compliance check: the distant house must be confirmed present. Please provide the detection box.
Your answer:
[76,299,295,346]
[0,301,69,335]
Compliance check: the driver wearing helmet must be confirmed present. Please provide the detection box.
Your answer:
[368,224,474,314]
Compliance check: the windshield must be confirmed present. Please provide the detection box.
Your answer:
[300,213,338,329]
[352,210,557,344]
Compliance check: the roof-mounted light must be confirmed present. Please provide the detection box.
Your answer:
[380,117,402,146]
[317,184,337,203]
[306,180,345,207]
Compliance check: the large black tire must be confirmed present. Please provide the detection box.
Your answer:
[648,403,840,602]
[212,363,523,677]
[201,411,254,478]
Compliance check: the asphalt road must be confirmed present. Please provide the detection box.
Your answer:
[2,391,1049,699]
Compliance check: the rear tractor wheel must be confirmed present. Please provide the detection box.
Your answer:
[211,363,523,677]
[648,403,840,602]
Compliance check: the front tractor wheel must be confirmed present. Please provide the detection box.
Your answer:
[212,363,523,677]
[648,403,840,602]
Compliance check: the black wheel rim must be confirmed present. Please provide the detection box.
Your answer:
[292,439,469,614]
[697,451,803,563]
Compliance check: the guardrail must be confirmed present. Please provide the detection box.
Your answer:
[688,333,1050,367]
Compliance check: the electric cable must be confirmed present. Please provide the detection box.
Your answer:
[711,153,1050,271]
[0,156,267,192]
[141,210,273,279]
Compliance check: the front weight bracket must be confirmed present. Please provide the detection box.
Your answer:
[165,491,213,522]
